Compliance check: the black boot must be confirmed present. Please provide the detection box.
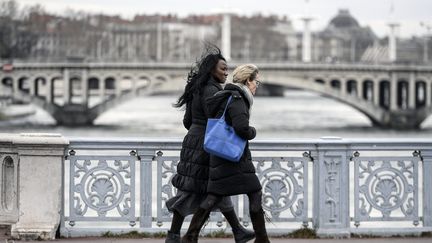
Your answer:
[181,207,211,243]
[165,230,181,243]
[222,209,255,243]
[249,209,270,243]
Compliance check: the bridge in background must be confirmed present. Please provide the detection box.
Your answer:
[1,62,432,128]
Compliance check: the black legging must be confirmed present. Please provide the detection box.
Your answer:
[199,190,263,213]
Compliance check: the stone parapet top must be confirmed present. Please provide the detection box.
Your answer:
[13,133,69,146]
[19,133,62,137]
[1,133,69,155]
[0,133,15,144]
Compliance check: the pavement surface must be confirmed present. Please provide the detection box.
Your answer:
[1,227,432,242]
[2,236,432,243]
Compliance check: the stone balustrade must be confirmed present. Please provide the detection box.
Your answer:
[1,134,432,239]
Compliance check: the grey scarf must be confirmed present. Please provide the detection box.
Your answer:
[232,83,254,113]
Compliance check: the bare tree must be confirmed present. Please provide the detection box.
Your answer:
[0,0,39,60]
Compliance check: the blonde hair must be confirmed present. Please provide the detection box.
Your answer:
[232,64,259,85]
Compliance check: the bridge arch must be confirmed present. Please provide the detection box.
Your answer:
[362,79,374,102]
[327,75,341,84]
[51,76,63,104]
[118,76,134,95]
[415,79,427,108]
[1,76,13,87]
[88,77,99,89]
[104,77,116,90]
[153,73,170,84]
[264,76,389,128]
[397,79,409,109]
[30,73,49,97]
[416,76,430,105]
[18,76,30,93]
[330,79,341,89]
[69,76,83,102]
[150,73,171,93]
[314,78,325,85]
[136,74,152,94]
[347,79,358,95]
[379,80,390,110]
[33,77,47,97]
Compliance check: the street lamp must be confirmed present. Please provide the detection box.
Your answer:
[420,22,431,63]
[388,22,399,63]
[301,0,314,63]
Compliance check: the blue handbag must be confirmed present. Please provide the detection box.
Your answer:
[204,95,246,162]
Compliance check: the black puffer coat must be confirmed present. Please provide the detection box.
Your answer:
[171,77,223,194]
[205,83,262,196]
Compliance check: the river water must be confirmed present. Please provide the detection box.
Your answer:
[1,90,432,139]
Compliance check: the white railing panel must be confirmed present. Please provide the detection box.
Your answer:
[58,138,432,237]
[353,155,420,226]
[66,151,138,227]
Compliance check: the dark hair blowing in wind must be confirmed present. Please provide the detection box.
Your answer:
[173,44,225,108]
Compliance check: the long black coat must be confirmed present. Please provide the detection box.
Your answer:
[205,83,262,196]
[171,77,223,194]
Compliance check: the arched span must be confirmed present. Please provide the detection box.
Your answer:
[152,73,170,86]
[1,76,13,87]
[33,77,47,97]
[18,76,30,93]
[136,75,152,94]
[265,76,386,126]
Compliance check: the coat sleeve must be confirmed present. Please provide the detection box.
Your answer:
[228,98,256,140]
[183,101,192,130]
[201,85,220,118]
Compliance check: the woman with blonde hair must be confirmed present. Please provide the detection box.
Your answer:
[181,64,270,243]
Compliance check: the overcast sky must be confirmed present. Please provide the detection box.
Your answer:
[16,0,432,38]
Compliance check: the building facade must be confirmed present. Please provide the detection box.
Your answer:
[0,7,429,63]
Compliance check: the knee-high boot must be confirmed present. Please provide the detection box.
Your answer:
[222,209,255,243]
[249,209,270,243]
[166,210,183,243]
[181,207,211,243]
[165,231,181,243]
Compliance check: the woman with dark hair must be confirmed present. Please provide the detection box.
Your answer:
[165,46,255,243]
[182,64,270,243]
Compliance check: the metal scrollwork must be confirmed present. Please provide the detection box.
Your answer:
[354,157,419,224]
[69,156,136,223]
[156,154,179,223]
[255,157,309,222]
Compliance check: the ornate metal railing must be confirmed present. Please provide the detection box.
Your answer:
[60,137,432,237]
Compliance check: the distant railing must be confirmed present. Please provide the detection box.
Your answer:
[60,137,432,237]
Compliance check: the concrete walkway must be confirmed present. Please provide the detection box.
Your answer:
[3,238,431,243]
[1,228,431,242]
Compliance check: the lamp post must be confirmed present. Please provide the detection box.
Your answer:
[387,0,399,63]
[301,0,313,63]
[301,17,313,63]
[420,22,431,63]
[156,15,163,62]
[221,13,231,61]
[388,22,399,63]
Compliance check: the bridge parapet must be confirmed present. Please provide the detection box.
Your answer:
[2,134,432,239]
[0,133,68,240]
[63,137,432,237]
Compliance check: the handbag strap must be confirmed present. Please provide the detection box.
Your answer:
[220,95,233,119]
